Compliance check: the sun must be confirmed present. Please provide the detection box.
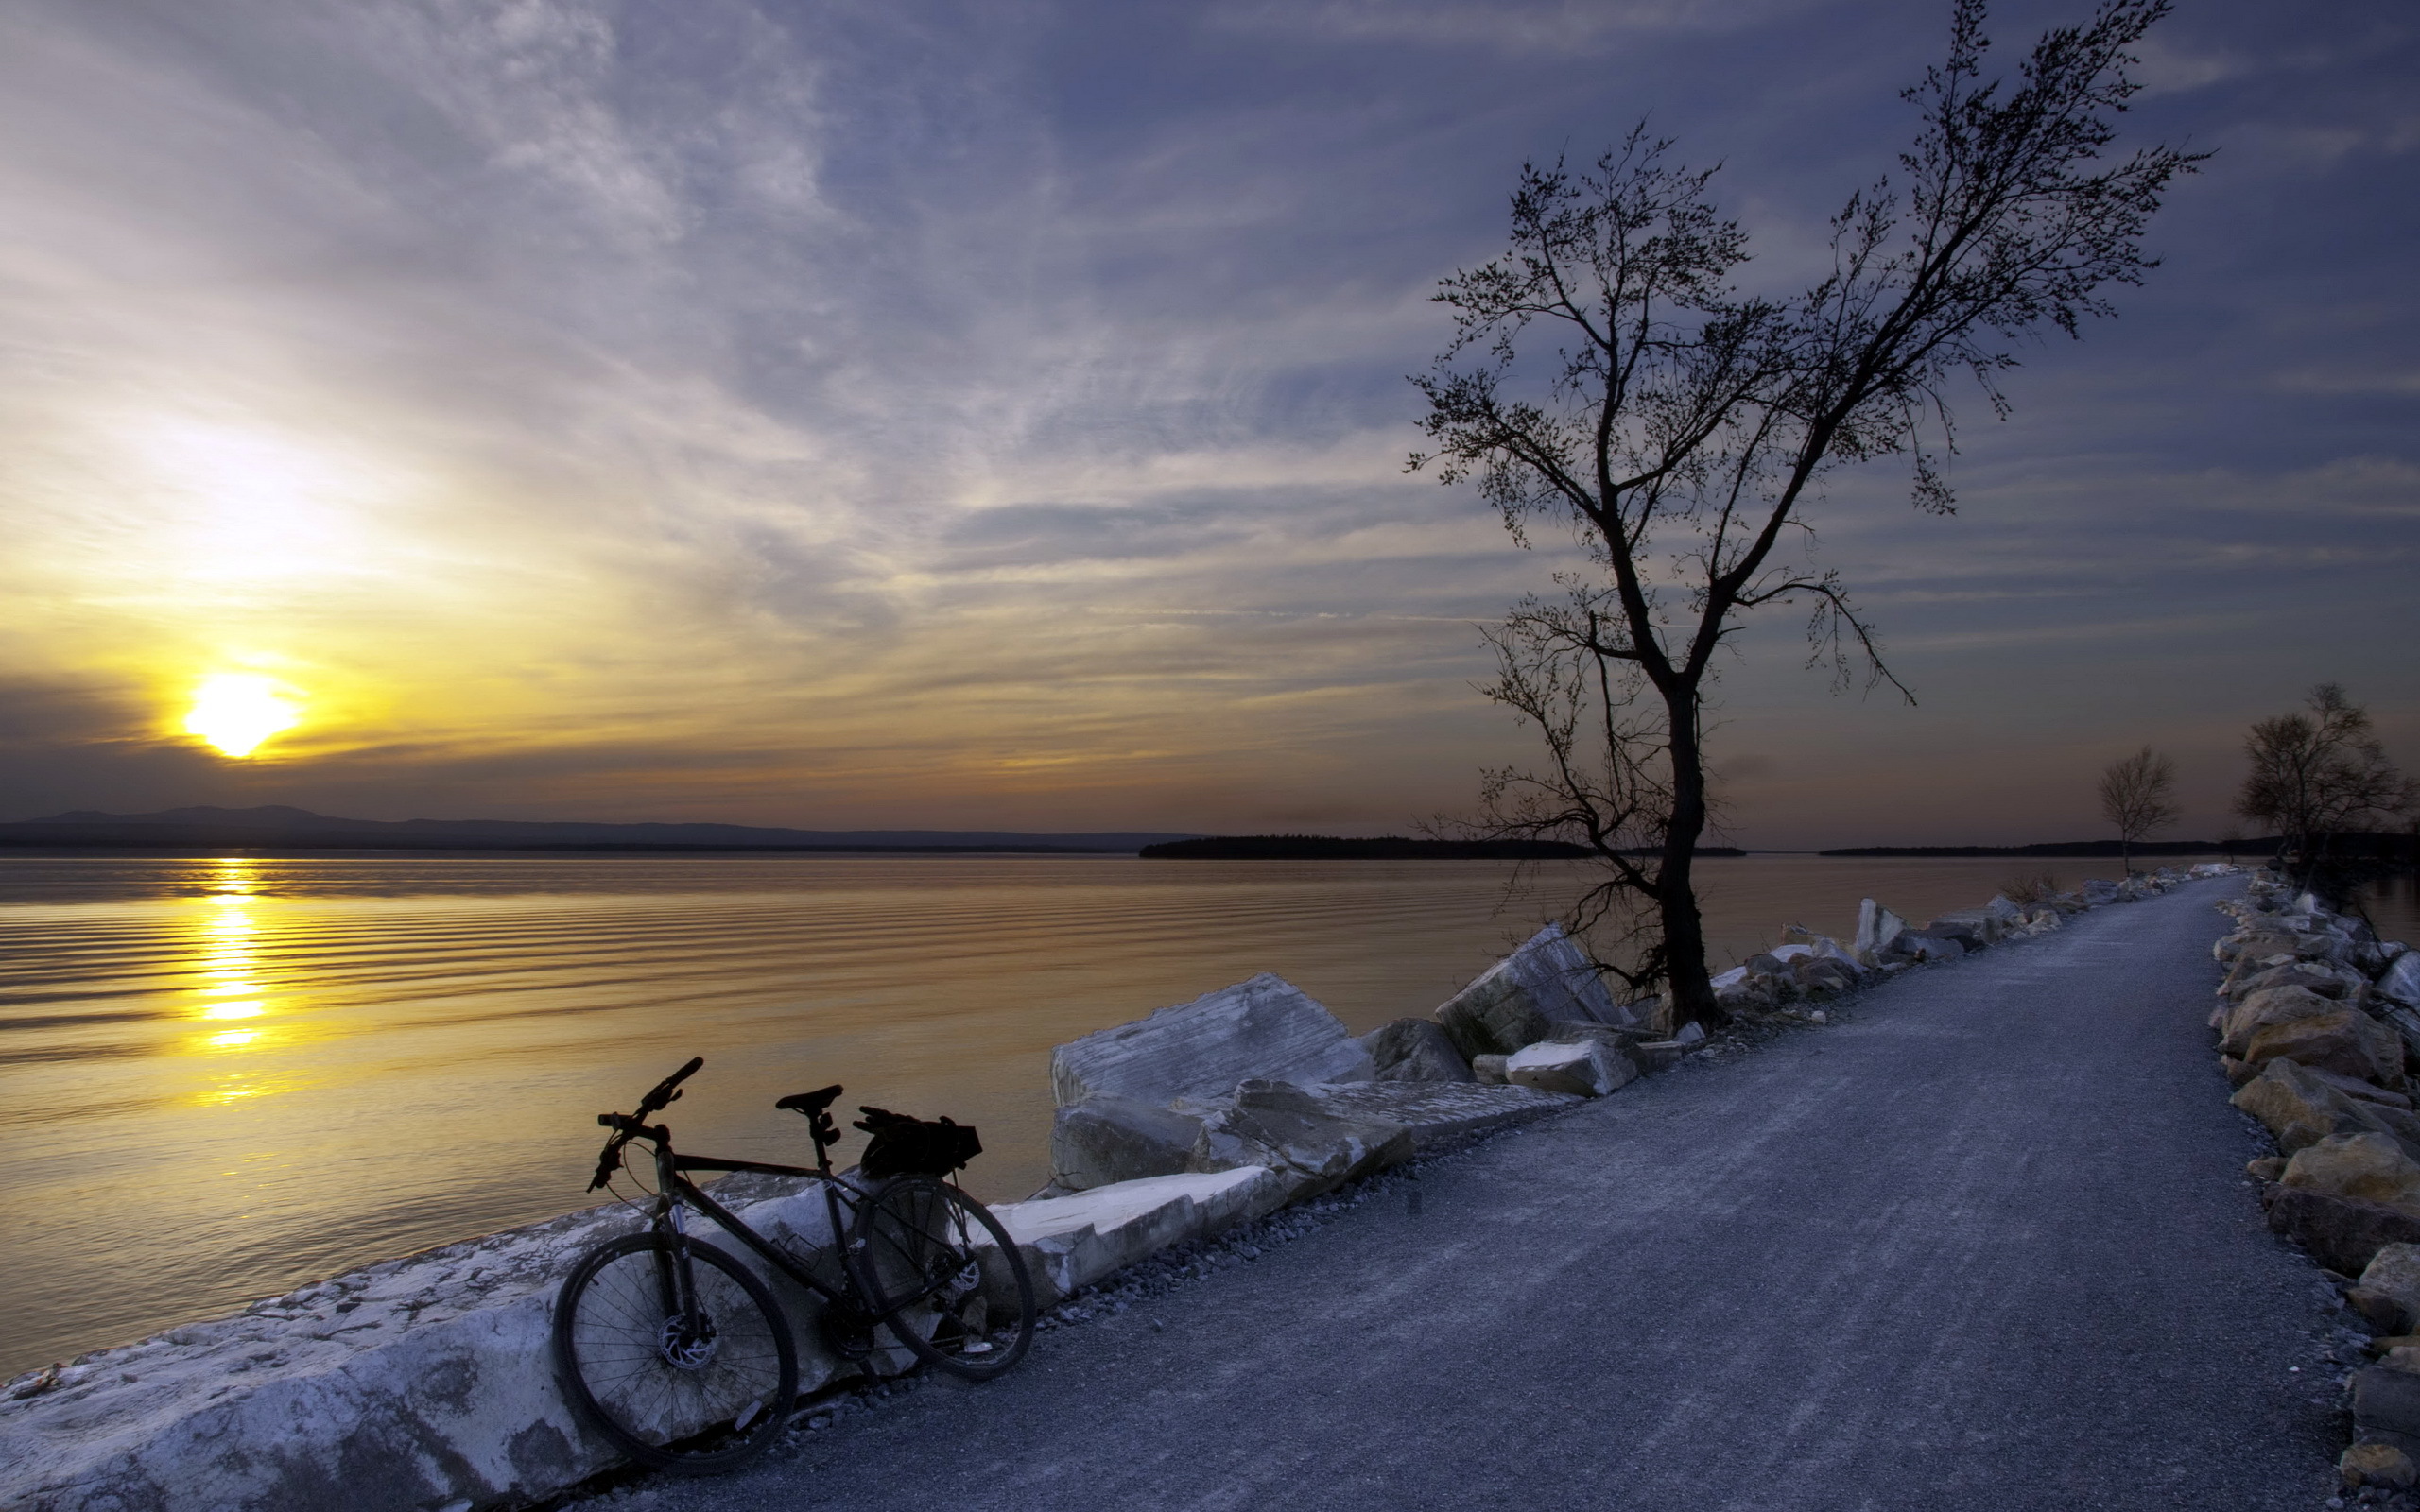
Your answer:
[184,674,304,758]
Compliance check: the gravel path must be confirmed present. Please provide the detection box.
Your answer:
[596,879,2344,1511]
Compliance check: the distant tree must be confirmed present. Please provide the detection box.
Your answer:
[2097,746,2178,875]
[1410,0,2202,1023]
[2237,683,2417,882]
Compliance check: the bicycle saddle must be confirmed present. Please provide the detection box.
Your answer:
[775,1085,843,1116]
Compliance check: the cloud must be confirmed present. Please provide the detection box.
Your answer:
[0,0,2411,844]
[1207,0,1820,54]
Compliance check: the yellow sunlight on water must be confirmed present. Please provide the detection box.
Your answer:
[184,673,304,758]
[185,862,295,1102]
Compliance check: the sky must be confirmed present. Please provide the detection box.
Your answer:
[0,0,2412,848]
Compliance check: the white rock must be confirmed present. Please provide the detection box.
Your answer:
[1049,1095,1206,1190]
[1504,1040,1634,1097]
[984,1168,1281,1304]
[2381,953,2420,1011]
[1049,973,1374,1108]
[1433,923,1634,1058]
[0,1180,862,1512]
[1183,1080,1412,1203]
[1854,899,1909,962]
[1295,1081,1582,1149]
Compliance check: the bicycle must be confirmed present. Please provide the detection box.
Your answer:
[550,1057,1038,1472]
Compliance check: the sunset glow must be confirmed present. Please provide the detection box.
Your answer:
[0,1,2404,847]
[184,675,303,759]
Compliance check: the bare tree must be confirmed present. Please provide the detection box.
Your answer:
[1411,0,2202,1024]
[2097,746,2178,875]
[2238,683,2417,882]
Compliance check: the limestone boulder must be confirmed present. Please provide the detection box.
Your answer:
[1359,1017,1475,1083]
[2342,1440,2420,1491]
[1791,954,1863,998]
[2382,954,2420,1012]
[1913,920,1985,952]
[1546,1020,1652,1068]
[2233,1059,2361,1154]
[2221,984,2345,1057]
[1294,1080,1581,1151]
[1049,1095,1206,1191]
[1927,909,2006,947]
[2314,1065,2417,1109]
[2266,1184,2420,1276]
[2355,1367,2420,1458]
[1504,1039,1636,1098]
[1710,965,1772,1012]
[2242,1007,2406,1091]
[2352,1245,2420,1336]
[1854,899,1910,963]
[2282,1133,2420,1219]
[2226,958,2367,1005]
[1184,1079,1412,1201]
[987,1168,1282,1304]
[2218,929,2301,966]
[1895,932,1966,964]
[1050,973,1373,1108]
[1433,925,1629,1059]
[0,1178,871,1512]
[1471,1053,1509,1085]
[2381,1004,2420,1066]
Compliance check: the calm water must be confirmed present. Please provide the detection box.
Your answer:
[0,850,2262,1377]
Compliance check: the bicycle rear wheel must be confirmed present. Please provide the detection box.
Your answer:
[845,1176,1035,1382]
[552,1233,798,1473]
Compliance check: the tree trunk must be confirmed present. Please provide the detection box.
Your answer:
[1660,689,1718,1028]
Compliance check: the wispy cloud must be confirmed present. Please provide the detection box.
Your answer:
[0,0,2411,845]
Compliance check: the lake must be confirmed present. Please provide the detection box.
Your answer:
[0,849,2341,1379]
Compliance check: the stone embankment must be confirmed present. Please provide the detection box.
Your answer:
[2207,876,2420,1498]
[1,870,2217,1512]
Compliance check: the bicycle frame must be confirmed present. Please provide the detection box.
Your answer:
[633,1136,874,1317]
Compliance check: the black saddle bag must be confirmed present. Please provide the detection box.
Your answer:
[853,1107,982,1178]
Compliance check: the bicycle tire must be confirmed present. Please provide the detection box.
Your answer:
[552,1232,798,1473]
[844,1176,1036,1382]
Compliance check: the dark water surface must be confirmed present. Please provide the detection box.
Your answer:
[0,850,2229,1377]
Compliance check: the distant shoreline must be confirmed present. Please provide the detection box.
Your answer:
[0,831,1128,857]
[1137,836,1748,860]
[1818,839,2273,859]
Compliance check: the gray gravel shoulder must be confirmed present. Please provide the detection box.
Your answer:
[578,881,2344,1512]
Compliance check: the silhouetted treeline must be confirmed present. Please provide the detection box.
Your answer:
[1818,838,2285,859]
[1139,835,1747,860]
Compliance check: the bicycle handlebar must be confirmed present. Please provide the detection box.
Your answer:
[588,1057,703,1190]
[637,1056,703,1116]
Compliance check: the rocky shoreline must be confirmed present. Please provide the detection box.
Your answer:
[2,867,2222,1512]
[2204,876,2420,1503]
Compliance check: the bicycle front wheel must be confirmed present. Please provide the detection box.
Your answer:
[552,1233,798,1473]
[845,1176,1036,1382]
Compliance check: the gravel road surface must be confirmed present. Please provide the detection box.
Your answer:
[597,879,2343,1511]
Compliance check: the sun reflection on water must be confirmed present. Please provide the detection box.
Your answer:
[182,859,300,1100]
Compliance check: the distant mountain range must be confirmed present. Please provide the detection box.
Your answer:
[0,805,1196,856]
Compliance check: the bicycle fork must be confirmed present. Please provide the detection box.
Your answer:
[647,1150,712,1367]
